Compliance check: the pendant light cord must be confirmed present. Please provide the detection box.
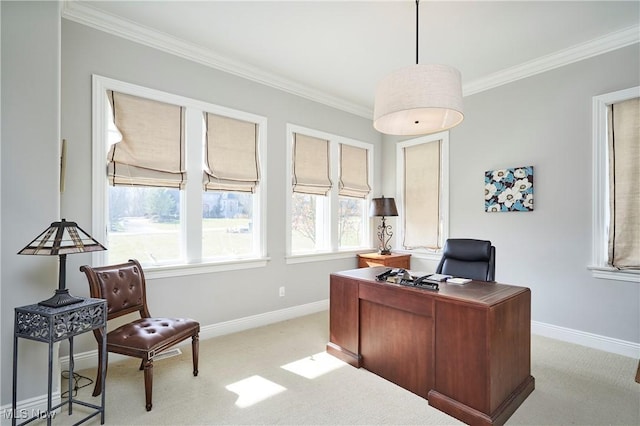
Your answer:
[415,0,420,65]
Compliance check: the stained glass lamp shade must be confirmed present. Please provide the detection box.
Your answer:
[18,219,106,307]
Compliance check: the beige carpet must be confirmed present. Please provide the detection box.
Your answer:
[52,311,639,425]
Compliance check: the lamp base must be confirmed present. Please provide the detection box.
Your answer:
[378,249,392,255]
[39,289,83,308]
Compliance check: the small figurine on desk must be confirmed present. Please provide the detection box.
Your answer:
[375,268,405,282]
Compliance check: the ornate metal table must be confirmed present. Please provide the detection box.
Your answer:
[12,298,107,426]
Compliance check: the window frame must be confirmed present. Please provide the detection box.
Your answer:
[590,86,640,282]
[92,74,268,278]
[395,131,450,261]
[285,123,374,263]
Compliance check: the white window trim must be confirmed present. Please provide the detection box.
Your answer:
[394,131,450,262]
[91,74,269,277]
[285,123,374,263]
[590,86,640,282]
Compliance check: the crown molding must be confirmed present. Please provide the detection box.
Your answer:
[463,25,640,96]
[62,1,638,119]
[61,1,372,119]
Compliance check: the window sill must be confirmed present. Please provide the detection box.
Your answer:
[588,266,640,283]
[394,248,442,262]
[144,257,270,279]
[286,249,370,265]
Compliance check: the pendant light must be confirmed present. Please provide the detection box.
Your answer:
[373,0,464,136]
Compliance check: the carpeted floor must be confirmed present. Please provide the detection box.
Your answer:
[52,311,639,425]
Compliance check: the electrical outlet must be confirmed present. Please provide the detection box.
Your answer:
[279,286,285,297]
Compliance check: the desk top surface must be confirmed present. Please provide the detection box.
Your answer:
[332,267,529,307]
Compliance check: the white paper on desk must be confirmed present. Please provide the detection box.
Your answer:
[446,277,472,285]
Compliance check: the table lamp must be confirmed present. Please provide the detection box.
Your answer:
[370,196,398,255]
[18,218,106,307]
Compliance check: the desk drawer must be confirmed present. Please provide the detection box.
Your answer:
[359,281,433,317]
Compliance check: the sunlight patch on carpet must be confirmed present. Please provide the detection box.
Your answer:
[225,375,287,408]
[280,351,347,379]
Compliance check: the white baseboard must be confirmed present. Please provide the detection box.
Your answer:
[0,392,62,426]
[61,304,639,371]
[60,299,329,372]
[5,300,327,421]
[532,320,640,359]
[12,302,636,422]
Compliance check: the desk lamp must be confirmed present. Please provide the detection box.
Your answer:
[18,218,106,307]
[370,196,398,255]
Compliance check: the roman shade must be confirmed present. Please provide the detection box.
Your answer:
[403,140,441,249]
[107,90,185,188]
[204,113,259,193]
[292,133,332,196]
[339,144,370,199]
[607,97,640,269]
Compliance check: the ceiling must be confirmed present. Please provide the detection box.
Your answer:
[64,1,640,118]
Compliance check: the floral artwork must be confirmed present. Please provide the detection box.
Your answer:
[485,166,534,212]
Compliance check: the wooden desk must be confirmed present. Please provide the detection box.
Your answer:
[357,252,410,269]
[327,267,534,426]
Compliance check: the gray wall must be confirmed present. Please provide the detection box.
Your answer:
[1,1,62,406]
[385,44,640,343]
[1,8,382,407]
[59,20,381,355]
[2,1,638,408]
[453,46,639,342]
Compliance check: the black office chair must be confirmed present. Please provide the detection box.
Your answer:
[435,239,496,281]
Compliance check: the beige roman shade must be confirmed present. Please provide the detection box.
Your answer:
[339,144,371,199]
[607,97,640,269]
[107,90,186,188]
[403,141,441,249]
[292,133,332,195]
[204,113,259,193]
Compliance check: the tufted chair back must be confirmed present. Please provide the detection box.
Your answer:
[80,259,199,412]
[84,259,151,320]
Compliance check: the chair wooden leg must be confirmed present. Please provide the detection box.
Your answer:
[192,333,199,376]
[139,359,145,371]
[143,359,153,411]
[92,344,107,397]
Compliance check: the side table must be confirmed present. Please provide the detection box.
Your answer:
[357,252,411,269]
[12,298,107,426]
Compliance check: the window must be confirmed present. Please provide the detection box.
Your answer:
[92,75,267,275]
[286,124,373,260]
[396,132,449,258]
[591,86,640,281]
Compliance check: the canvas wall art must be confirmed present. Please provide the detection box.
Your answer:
[485,166,534,212]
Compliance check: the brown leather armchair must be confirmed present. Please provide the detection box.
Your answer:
[80,259,200,411]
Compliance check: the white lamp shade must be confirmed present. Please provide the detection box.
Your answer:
[373,64,464,136]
